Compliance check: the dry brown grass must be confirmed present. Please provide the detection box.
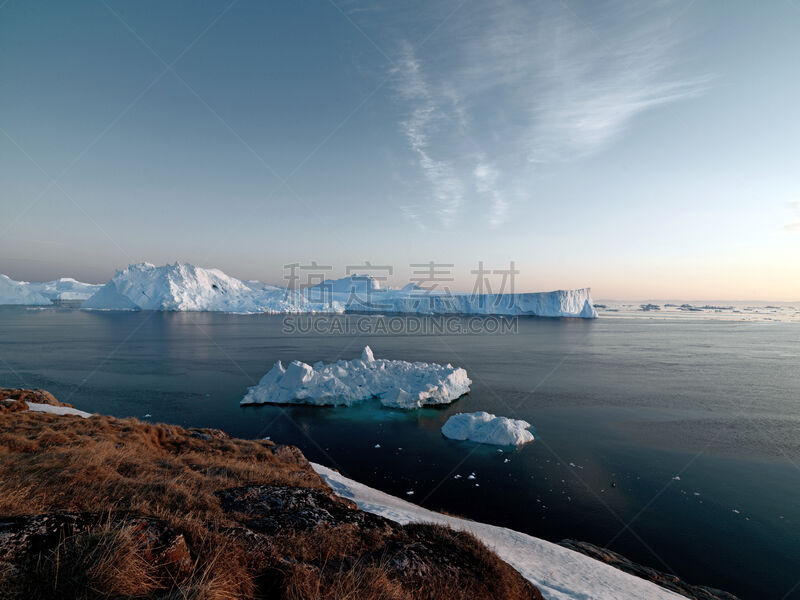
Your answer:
[284,560,408,600]
[0,409,544,600]
[0,411,322,518]
[25,525,158,599]
[0,412,317,599]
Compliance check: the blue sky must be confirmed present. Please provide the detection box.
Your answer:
[2,0,799,299]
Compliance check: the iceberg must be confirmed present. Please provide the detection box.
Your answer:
[441,411,534,446]
[0,274,51,306]
[82,262,304,313]
[307,273,381,296]
[241,346,471,409]
[79,262,597,318]
[378,287,597,318]
[27,277,102,302]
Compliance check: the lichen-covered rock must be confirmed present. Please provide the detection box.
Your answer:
[0,512,194,581]
[216,485,391,535]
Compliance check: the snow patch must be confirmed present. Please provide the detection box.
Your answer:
[241,346,471,409]
[312,463,682,600]
[442,411,534,446]
[23,402,92,418]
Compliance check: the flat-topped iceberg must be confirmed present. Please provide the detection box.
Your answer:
[442,411,534,446]
[241,346,471,409]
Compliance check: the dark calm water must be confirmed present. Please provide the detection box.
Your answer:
[1,306,798,599]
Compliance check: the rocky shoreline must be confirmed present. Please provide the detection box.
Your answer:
[559,540,739,600]
[0,388,740,600]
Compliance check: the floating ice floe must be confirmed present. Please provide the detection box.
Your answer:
[442,411,534,446]
[240,346,471,409]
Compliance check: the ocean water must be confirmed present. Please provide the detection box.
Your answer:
[1,306,798,599]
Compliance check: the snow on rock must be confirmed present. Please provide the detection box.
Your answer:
[442,411,534,446]
[0,274,51,306]
[27,278,102,302]
[312,463,682,600]
[27,402,92,418]
[241,346,471,409]
[80,262,597,318]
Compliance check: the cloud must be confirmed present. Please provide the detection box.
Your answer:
[394,46,464,228]
[399,204,427,231]
[474,160,508,229]
[377,0,709,229]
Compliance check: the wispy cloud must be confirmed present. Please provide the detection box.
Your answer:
[399,204,427,231]
[474,160,507,229]
[376,0,710,229]
[394,45,464,228]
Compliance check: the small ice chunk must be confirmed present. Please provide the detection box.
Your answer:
[374,444,381,448]
[362,346,375,362]
[467,474,476,480]
[442,411,534,446]
[406,490,414,496]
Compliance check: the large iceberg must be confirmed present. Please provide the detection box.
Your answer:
[79,262,597,318]
[81,262,308,313]
[441,411,534,446]
[0,274,51,306]
[241,346,471,409]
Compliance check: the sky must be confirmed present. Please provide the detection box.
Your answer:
[1,0,799,300]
